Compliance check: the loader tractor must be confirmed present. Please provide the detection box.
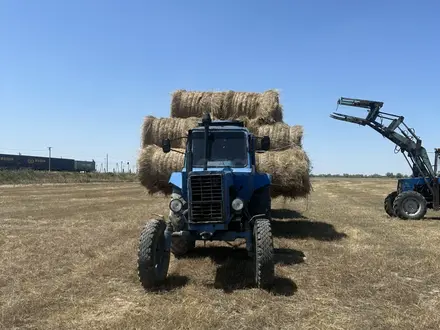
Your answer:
[331,97,440,220]
[137,113,275,290]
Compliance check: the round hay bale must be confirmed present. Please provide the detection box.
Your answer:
[137,144,312,199]
[141,116,198,149]
[256,147,312,199]
[246,120,303,149]
[170,90,223,119]
[260,90,283,123]
[137,146,184,195]
[170,89,283,124]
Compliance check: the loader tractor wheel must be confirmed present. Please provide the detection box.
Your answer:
[171,236,196,258]
[253,218,275,289]
[137,219,170,290]
[384,191,398,217]
[393,191,427,220]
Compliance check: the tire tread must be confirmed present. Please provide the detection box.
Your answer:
[137,219,169,290]
[254,218,274,289]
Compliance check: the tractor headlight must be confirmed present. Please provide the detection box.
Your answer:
[231,198,244,211]
[169,199,183,213]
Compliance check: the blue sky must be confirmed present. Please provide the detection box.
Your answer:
[1,0,439,174]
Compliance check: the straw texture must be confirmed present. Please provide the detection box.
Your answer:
[170,89,283,124]
[138,145,311,198]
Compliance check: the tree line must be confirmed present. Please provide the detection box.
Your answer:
[311,172,410,178]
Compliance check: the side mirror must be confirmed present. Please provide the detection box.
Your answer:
[162,139,171,153]
[261,136,270,151]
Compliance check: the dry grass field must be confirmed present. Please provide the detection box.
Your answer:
[1,178,440,329]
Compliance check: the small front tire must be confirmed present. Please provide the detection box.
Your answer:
[137,219,170,290]
[384,191,398,217]
[393,191,427,220]
[253,218,275,289]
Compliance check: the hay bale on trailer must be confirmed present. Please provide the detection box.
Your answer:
[170,89,283,124]
[246,120,304,149]
[137,145,184,195]
[140,116,303,150]
[256,146,312,199]
[141,116,198,149]
[137,145,311,198]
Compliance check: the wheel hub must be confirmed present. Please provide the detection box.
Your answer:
[402,197,421,215]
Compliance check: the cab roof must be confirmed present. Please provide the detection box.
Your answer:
[191,120,250,132]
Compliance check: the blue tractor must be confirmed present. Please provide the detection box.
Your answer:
[137,113,275,290]
[331,97,440,220]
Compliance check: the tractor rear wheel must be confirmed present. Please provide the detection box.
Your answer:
[137,219,170,290]
[253,218,274,289]
[393,191,427,220]
[384,191,398,217]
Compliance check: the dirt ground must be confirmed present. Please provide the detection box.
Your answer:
[1,178,440,329]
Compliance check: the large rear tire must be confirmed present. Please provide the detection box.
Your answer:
[253,218,274,289]
[393,191,427,220]
[384,191,398,217]
[137,219,170,290]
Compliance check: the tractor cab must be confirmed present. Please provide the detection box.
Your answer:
[162,115,270,173]
[161,113,272,221]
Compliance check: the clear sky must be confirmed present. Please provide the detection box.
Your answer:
[1,0,439,174]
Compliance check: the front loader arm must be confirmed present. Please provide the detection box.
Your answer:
[330,112,369,126]
[330,97,435,178]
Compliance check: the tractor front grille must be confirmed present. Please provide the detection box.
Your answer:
[189,174,224,222]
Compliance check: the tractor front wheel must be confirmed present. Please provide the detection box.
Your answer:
[253,218,275,289]
[393,191,427,220]
[384,191,398,217]
[137,219,170,290]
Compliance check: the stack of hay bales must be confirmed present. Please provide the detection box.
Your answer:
[138,89,312,198]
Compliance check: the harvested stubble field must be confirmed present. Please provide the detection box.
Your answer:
[1,178,440,329]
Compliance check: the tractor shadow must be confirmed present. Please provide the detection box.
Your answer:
[183,246,302,296]
[424,216,440,221]
[271,209,348,241]
[142,275,189,293]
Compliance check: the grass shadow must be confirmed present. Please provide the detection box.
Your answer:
[275,247,306,265]
[271,208,348,241]
[424,216,440,221]
[143,274,189,293]
[272,209,307,219]
[184,246,300,295]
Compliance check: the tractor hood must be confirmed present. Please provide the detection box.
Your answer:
[168,167,271,202]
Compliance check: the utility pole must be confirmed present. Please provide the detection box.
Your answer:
[106,154,109,173]
[48,147,52,171]
[121,161,123,173]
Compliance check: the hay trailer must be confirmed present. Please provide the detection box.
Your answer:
[137,113,275,289]
[331,97,440,220]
